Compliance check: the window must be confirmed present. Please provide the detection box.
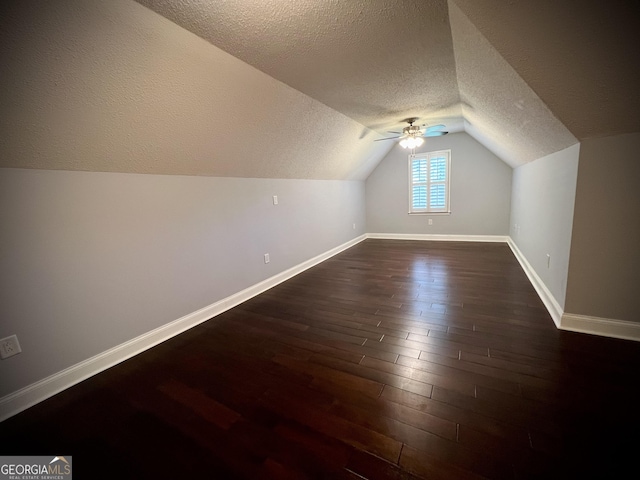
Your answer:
[408,150,451,214]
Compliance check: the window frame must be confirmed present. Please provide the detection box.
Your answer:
[408,149,451,215]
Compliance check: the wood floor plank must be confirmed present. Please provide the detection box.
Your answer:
[360,356,476,397]
[309,352,435,399]
[272,353,386,399]
[380,334,462,359]
[260,387,403,464]
[399,444,490,480]
[157,378,241,430]
[380,385,532,448]
[397,355,522,395]
[346,448,425,480]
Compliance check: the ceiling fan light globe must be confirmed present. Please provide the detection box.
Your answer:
[402,136,420,149]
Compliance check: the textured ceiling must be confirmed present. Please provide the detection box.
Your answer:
[2,0,638,178]
[135,0,464,134]
[135,0,639,167]
[0,0,391,180]
[447,1,577,165]
[452,0,640,140]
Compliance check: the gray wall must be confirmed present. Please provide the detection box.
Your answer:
[0,168,365,397]
[565,133,640,322]
[365,132,512,235]
[509,144,580,310]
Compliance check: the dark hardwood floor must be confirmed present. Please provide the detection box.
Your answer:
[3,240,640,479]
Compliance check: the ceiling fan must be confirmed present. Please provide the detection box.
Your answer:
[375,118,448,149]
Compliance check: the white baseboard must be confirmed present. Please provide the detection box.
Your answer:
[560,313,640,342]
[367,233,509,243]
[0,234,367,422]
[507,238,640,342]
[506,238,563,327]
[0,300,230,423]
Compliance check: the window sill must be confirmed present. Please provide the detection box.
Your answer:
[408,212,451,216]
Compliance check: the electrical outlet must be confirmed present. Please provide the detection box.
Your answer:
[264,253,270,264]
[428,219,433,225]
[0,335,22,360]
[353,223,356,230]
[272,195,278,205]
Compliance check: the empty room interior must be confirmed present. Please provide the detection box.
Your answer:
[1,1,639,478]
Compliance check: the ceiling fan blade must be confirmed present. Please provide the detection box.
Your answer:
[424,124,446,132]
[374,136,402,141]
[387,131,402,134]
[423,131,448,137]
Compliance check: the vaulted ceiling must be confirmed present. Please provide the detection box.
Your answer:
[135,0,640,167]
[1,0,638,179]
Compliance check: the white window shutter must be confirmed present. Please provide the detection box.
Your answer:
[408,150,450,214]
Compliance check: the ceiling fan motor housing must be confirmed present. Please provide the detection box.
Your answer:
[403,125,422,136]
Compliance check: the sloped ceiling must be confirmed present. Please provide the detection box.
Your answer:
[135,0,639,168]
[0,0,391,180]
[452,0,640,140]
[136,0,462,132]
[1,0,638,178]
